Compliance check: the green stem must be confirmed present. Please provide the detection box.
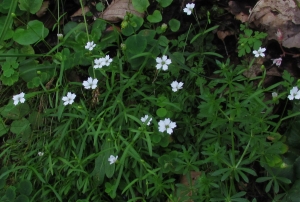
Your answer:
[236,131,252,168]
[79,0,90,41]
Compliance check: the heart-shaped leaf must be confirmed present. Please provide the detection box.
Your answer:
[147,10,162,23]
[13,20,49,45]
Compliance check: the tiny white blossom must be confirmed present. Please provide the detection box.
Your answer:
[271,58,282,67]
[94,58,104,69]
[253,47,266,57]
[62,92,76,105]
[38,152,44,156]
[108,155,118,165]
[12,92,25,105]
[288,86,300,100]
[171,81,184,92]
[57,33,63,39]
[102,55,113,67]
[85,41,96,51]
[272,92,278,98]
[158,118,177,135]
[183,3,195,15]
[141,115,152,125]
[83,77,98,89]
[156,55,171,71]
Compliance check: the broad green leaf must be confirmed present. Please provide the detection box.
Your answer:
[28,111,44,129]
[96,2,105,11]
[156,96,169,107]
[0,117,8,137]
[15,195,29,202]
[18,180,32,196]
[159,135,170,147]
[20,45,35,54]
[132,0,149,13]
[168,19,180,32]
[156,0,173,7]
[0,71,19,86]
[158,35,169,46]
[0,16,14,39]
[13,20,49,45]
[125,35,147,55]
[122,15,144,36]
[5,186,16,201]
[10,118,31,136]
[147,10,162,23]
[156,108,167,117]
[18,0,43,14]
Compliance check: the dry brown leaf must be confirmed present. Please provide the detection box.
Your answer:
[235,12,248,22]
[243,57,264,78]
[166,171,201,202]
[36,1,49,18]
[217,30,234,41]
[100,0,144,23]
[266,66,281,77]
[70,6,90,19]
[248,0,300,48]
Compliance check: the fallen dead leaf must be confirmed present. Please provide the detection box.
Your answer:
[243,57,264,78]
[217,30,234,41]
[100,0,144,23]
[70,6,90,20]
[36,1,49,18]
[248,0,300,48]
[235,12,248,22]
[167,171,201,202]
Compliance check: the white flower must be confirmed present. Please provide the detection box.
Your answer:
[158,118,177,135]
[62,92,76,105]
[83,77,98,89]
[38,152,44,156]
[57,33,63,39]
[12,92,25,105]
[171,81,184,92]
[141,115,152,125]
[85,41,96,51]
[108,155,118,165]
[102,55,113,67]
[253,47,266,57]
[288,86,300,100]
[94,58,104,69]
[272,92,278,98]
[271,58,282,67]
[156,55,171,71]
[94,55,112,69]
[183,3,195,15]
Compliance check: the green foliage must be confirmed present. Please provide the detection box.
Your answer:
[157,0,173,8]
[18,0,43,14]
[147,10,162,23]
[238,24,267,57]
[132,0,149,13]
[168,19,180,32]
[0,0,300,201]
[13,20,49,45]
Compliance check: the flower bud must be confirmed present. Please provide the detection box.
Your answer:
[121,43,126,51]
[275,29,283,41]
[11,13,16,18]
[37,70,41,75]
[271,92,278,98]
[161,23,168,32]
[121,21,128,29]
[57,33,63,40]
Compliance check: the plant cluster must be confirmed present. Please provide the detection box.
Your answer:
[1,0,300,201]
